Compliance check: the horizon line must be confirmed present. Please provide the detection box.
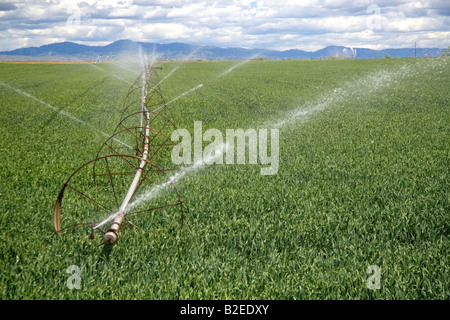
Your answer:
[1,39,448,54]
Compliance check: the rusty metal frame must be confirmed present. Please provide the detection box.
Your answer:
[53,63,183,245]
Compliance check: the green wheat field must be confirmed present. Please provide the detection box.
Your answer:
[0,57,448,299]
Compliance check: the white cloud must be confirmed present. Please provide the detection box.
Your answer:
[0,0,448,52]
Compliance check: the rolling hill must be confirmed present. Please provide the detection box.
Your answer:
[0,39,446,61]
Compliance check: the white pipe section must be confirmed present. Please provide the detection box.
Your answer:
[103,67,152,245]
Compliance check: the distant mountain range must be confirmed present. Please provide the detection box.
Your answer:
[0,39,447,61]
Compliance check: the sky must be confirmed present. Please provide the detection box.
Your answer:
[0,0,449,52]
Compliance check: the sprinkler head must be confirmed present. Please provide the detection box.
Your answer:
[103,230,119,245]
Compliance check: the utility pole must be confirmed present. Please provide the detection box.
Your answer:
[414,42,417,58]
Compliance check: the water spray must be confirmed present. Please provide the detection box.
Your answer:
[0,80,131,149]
[52,55,439,247]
